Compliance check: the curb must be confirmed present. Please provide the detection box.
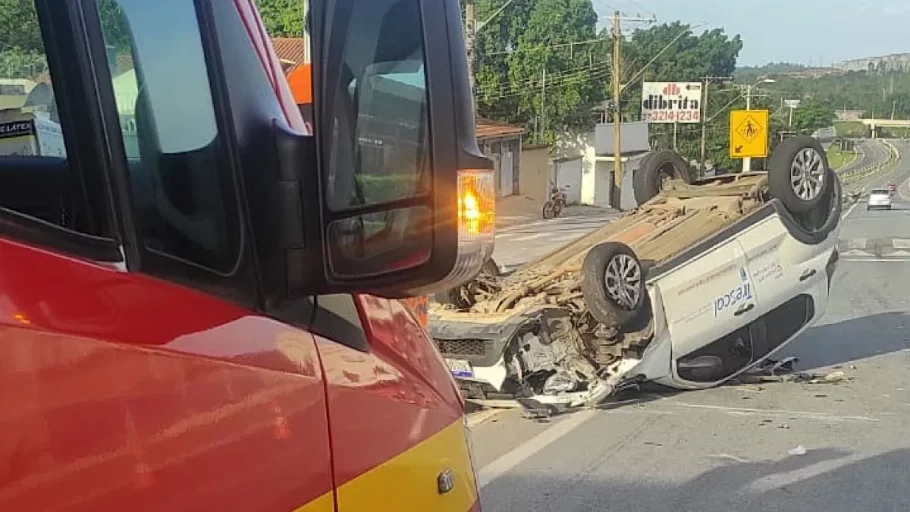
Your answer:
[837,139,900,185]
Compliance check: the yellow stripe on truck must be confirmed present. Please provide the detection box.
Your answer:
[292,492,334,512]
[336,417,478,511]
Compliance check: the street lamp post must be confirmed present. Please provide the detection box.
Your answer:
[741,77,775,173]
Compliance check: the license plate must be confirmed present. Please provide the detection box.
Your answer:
[445,358,473,378]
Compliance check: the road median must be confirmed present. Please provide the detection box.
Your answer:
[837,139,900,186]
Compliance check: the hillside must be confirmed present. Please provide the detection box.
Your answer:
[833,53,910,73]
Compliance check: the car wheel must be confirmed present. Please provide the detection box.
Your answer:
[632,150,692,205]
[768,136,830,213]
[581,242,648,328]
[807,171,842,238]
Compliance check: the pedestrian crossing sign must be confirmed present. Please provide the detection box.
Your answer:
[729,109,769,159]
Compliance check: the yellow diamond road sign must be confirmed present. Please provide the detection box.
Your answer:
[729,109,769,159]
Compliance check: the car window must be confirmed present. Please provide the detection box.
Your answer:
[96,0,240,274]
[0,2,92,232]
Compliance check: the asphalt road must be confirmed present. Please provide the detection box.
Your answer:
[471,139,910,512]
[492,206,620,271]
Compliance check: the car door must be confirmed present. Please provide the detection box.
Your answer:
[735,215,831,358]
[655,236,762,384]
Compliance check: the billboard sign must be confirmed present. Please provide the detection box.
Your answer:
[641,81,702,123]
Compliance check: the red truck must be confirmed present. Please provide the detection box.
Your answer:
[0,0,492,510]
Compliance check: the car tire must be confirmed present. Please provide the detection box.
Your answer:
[633,150,692,205]
[768,136,830,213]
[581,242,648,328]
[808,171,842,238]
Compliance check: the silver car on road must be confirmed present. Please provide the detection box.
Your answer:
[867,188,892,210]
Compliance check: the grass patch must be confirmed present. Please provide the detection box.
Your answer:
[834,121,867,138]
[826,145,857,170]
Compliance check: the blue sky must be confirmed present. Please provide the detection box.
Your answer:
[592,0,910,67]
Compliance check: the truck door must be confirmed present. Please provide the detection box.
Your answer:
[0,1,335,510]
[308,0,480,510]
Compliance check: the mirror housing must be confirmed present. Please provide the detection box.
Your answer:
[294,0,494,299]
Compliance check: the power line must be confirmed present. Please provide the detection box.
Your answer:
[480,66,612,101]
[481,37,609,58]
[476,59,611,93]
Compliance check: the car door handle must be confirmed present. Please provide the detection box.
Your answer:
[799,269,817,282]
[734,303,754,316]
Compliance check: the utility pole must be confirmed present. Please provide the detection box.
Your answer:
[743,84,753,173]
[700,75,733,163]
[612,11,622,204]
[540,67,547,142]
[465,0,476,103]
[738,77,775,172]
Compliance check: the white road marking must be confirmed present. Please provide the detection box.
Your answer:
[893,238,910,249]
[670,402,879,423]
[841,200,859,220]
[842,258,910,262]
[477,409,598,489]
[748,449,889,493]
[505,233,546,242]
[839,249,873,258]
[846,238,867,249]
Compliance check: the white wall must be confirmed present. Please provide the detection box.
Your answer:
[554,129,598,205]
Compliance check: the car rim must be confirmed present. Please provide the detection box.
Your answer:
[790,147,825,201]
[604,253,641,310]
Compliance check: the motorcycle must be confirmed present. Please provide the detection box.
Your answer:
[542,184,568,219]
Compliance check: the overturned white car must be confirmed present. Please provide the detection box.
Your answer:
[429,137,842,408]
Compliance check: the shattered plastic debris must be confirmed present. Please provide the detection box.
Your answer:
[788,445,808,456]
[823,370,847,382]
[803,370,852,384]
[543,370,580,395]
[737,358,854,385]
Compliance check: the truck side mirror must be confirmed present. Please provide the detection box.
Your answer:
[300,0,493,298]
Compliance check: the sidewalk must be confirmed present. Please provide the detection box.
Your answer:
[496,194,618,229]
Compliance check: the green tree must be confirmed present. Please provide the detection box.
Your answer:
[790,100,835,134]
[473,0,605,144]
[254,0,305,37]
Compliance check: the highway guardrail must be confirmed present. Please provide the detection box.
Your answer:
[837,139,900,186]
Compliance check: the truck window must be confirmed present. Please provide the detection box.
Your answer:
[0,2,100,239]
[324,0,431,211]
[95,0,240,274]
[322,0,433,268]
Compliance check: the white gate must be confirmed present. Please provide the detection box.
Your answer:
[555,157,583,205]
[499,150,514,197]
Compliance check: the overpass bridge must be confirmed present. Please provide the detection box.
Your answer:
[857,118,910,137]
